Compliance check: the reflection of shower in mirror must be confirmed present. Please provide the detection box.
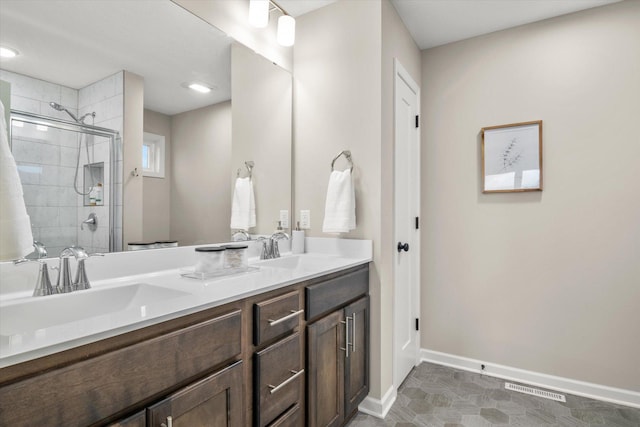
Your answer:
[9,107,120,257]
[49,102,98,196]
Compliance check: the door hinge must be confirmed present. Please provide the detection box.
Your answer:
[415,216,419,230]
[415,115,419,128]
[415,318,419,331]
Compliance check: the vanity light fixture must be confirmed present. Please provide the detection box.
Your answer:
[0,46,19,58]
[249,0,270,28]
[277,15,296,47]
[248,0,295,47]
[188,83,212,94]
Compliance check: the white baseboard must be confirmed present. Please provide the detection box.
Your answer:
[421,348,640,409]
[358,385,397,419]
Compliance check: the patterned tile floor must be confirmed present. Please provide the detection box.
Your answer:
[346,362,640,427]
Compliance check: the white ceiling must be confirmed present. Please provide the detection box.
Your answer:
[391,0,622,50]
[279,0,621,50]
[0,0,232,116]
[0,0,623,116]
[277,0,338,17]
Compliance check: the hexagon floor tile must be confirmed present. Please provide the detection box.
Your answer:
[346,362,639,427]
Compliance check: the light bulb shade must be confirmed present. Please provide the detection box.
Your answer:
[277,15,296,47]
[249,0,269,28]
[0,46,19,58]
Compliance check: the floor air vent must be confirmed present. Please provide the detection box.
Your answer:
[505,382,566,402]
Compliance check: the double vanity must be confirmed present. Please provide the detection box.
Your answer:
[0,238,372,427]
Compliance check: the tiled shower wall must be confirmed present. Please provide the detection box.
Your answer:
[78,72,124,254]
[0,69,123,256]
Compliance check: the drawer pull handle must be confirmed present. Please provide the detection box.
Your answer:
[268,369,305,394]
[268,309,304,326]
[161,416,173,427]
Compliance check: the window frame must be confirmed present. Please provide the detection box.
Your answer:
[142,132,166,178]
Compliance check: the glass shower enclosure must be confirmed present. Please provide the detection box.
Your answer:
[9,110,121,257]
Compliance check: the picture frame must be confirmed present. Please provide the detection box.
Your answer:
[481,120,543,193]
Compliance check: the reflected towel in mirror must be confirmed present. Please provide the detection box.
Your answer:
[322,169,356,233]
[0,100,34,260]
[230,177,256,231]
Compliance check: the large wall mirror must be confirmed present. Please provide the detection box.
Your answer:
[0,0,292,257]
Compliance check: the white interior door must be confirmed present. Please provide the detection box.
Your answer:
[393,59,420,388]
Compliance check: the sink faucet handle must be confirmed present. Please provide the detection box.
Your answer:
[13,258,56,296]
[32,241,48,259]
[74,259,90,291]
[73,252,105,291]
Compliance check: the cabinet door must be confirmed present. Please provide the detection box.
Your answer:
[307,310,345,427]
[344,296,369,417]
[147,361,243,427]
[254,332,303,427]
[108,410,145,427]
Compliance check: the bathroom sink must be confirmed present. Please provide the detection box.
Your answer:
[254,255,343,271]
[0,283,191,336]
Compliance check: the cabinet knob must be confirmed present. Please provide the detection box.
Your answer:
[161,415,173,427]
[397,242,409,252]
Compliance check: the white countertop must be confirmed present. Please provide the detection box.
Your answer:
[0,238,372,368]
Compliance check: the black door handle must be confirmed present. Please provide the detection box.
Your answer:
[397,242,409,252]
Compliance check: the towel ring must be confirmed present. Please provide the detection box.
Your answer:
[237,160,255,179]
[331,150,353,172]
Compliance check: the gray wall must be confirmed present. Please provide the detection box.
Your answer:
[231,42,292,234]
[421,1,640,391]
[170,101,232,246]
[143,109,171,242]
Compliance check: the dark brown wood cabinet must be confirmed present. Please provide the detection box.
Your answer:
[147,361,244,427]
[306,266,370,427]
[108,410,145,427]
[0,264,369,427]
[344,297,369,417]
[254,332,303,426]
[307,310,345,427]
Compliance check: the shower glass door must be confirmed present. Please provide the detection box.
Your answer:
[9,112,119,257]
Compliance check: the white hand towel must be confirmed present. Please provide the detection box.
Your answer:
[230,177,256,231]
[0,100,34,260]
[322,169,356,233]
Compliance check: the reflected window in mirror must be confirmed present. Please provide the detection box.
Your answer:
[142,132,165,179]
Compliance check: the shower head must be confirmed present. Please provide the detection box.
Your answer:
[49,101,79,123]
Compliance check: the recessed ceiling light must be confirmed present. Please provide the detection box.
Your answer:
[188,83,211,94]
[0,46,19,58]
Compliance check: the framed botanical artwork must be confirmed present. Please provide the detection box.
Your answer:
[481,120,543,193]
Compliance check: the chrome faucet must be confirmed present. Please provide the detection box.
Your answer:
[57,246,103,293]
[270,231,290,259]
[231,230,251,241]
[259,231,290,259]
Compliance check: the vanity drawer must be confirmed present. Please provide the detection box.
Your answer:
[268,403,303,427]
[254,290,302,346]
[0,309,242,427]
[305,265,368,321]
[254,332,303,427]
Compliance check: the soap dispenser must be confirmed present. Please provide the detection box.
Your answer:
[292,221,305,254]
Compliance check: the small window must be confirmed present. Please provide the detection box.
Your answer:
[142,132,165,178]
